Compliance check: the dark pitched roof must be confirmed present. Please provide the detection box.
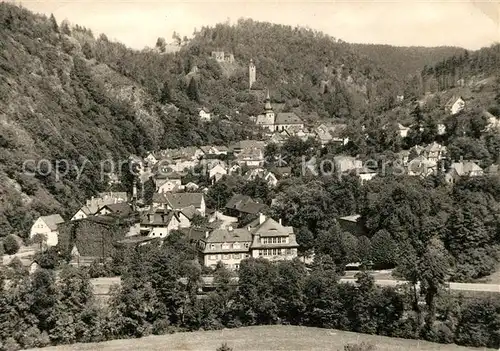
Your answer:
[40,214,64,231]
[204,228,252,243]
[253,217,293,237]
[166,193,204,209]
[98,203,133,217]
[238,202,268,215]
[141,209,176,226]
[225,194,253,210]
[152,193,169,204]
[225,194,267,214]
[275,112,303,125]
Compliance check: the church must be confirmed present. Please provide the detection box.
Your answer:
[255,91,304,132]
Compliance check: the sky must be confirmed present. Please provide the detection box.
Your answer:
[9,0,500,50]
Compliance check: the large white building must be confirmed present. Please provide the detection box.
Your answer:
[198,214,299,270]
[30,214,65,247]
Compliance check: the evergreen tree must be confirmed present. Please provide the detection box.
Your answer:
[155,37,167,53]
[49,13,59,33]
[60,20,71,35]
[160,80,173,104]
[82,42,94,60]
[370,230,398,267]
[187,77,200,102]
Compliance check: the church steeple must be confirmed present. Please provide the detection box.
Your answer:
[265,89,272,111]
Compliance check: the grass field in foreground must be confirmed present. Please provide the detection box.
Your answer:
[27,325,494,351]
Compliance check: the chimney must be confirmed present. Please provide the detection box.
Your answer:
[259,213,266,225]
[228,226,233,232]
[279,218,282,225]
[205,231,210,239]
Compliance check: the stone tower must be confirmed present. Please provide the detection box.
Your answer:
[249,59,256,90]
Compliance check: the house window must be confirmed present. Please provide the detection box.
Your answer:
[223,254,230,260]
[244,243,249,248]
[286,249,292,255]
[222,243,230,250]
[233,253,241,259]
[259,250,263,256]
[233,243,240,249]
[209,255,217,260]
[210,244,216,250]
[234,264,239,270]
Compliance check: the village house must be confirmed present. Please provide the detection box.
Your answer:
[95,203,134,218]
[333,156,363,174]
[236,147,265,168]
[407,155,438,177]
[423,142,447,163]
[155,147,204,162]
[243,168,278,187]
[71,206,93,221]
[164,192,206,217]
[249,214,299,260]
[140,208,182,238]
[144,152,158,166]
[199,145,229,157]
[198,227,252,270]
[270,166,292,179]
[446,96,466,115]
[198,107,212,122]
[71,192,128,221]
[338,214,367,237]
[208,163,227,182]
[255,91,304,132]
[211,51,235,63]
[268,132,286,145]
[315,123,349,146]
[230,140,266,155]
[398,150,410,166]
[185,182,200,191]
[197,214,298,270]
[445,161,483,184]
[155,172,184,193]
[30,214,65,247]
[225,194,268,218]
[398,123,410,138]
[357,167,378,184]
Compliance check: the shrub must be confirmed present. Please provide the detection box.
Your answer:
[343,342,376,351]
[3,235,20,255]
[216,343,233,351]
[34,247,61,269]
[152,319,171,335]
[455,297,500,348]
[2,337,21,351]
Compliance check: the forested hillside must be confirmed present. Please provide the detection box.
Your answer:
[0,2,498,239]
[90,19,406,118]
[351,44,465,79]
[421,44,500,92]
[0,4,258,237]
